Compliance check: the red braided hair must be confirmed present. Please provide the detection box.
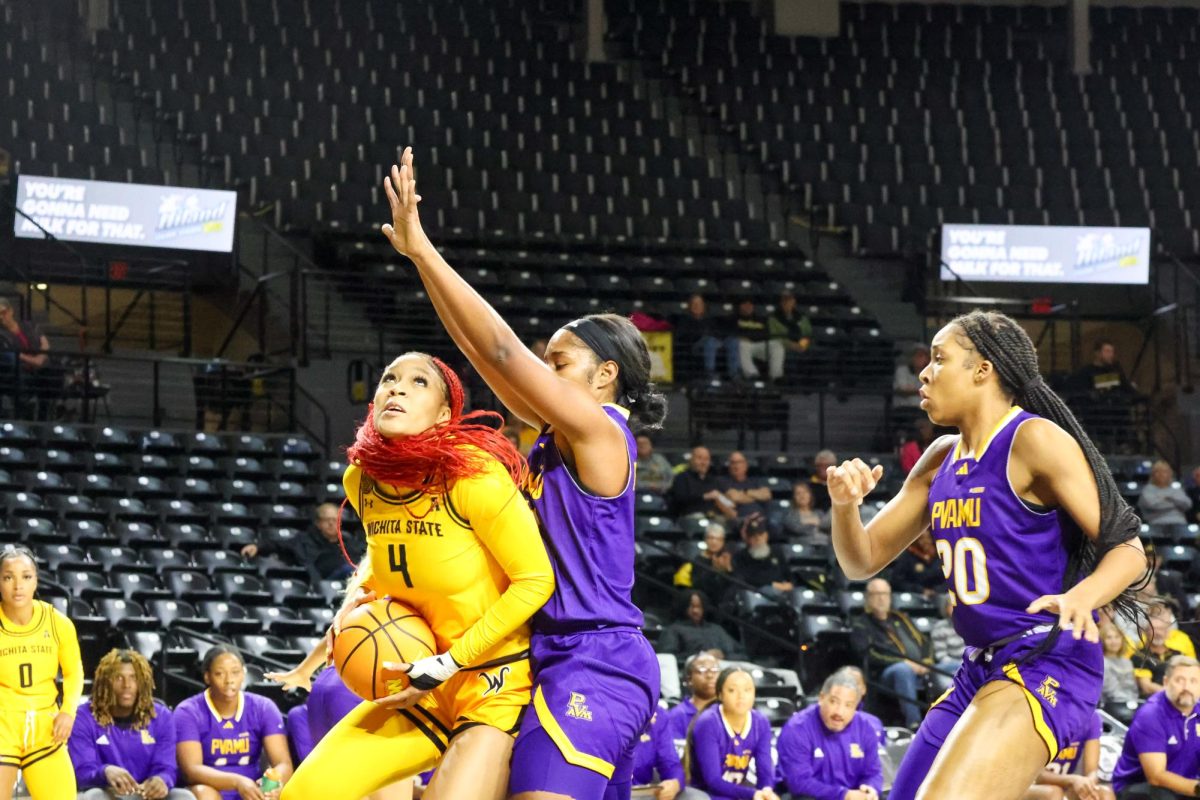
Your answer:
[345,355,528,494]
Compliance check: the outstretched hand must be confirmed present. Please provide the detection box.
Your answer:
[381,146,431,259]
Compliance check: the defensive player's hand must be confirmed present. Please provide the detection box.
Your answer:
[263,665,313,693]
[382,147,432,259]
[332,587,377,636]
[372,661,433,711]
[139,776,169,800]
[1027,586,1099,642]
[51,711,74,744]
[827,459,883,507]
[104,765,139,795]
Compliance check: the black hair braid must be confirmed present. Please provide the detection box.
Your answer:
[952,311,1152,647]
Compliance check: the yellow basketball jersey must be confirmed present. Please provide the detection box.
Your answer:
[343,453,553,669]
[0,601,83,713]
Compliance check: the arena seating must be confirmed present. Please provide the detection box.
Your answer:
[84,0,776,244]
[605,1,1200,258]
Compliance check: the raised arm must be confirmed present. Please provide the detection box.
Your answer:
[830,437,955,580]
[380,147,618,446]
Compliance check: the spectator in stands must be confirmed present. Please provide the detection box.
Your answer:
[69,649,192,800]
[851,578,933,729]
[780,482,829,544]
[631,704,687,800]
[1138,461,1192,527]
[665,652,721,741]
[1133,609,1186,697]
[892,345,929,415]
[1111,655,1200,799]
[1025,711,1112,800]
[1188,465,1200,524]
[887,530,942,597]
[175,645,292,799]
[731,514,793,599]
[1148,598,1196,658]
[715,451,771,521]
[1102,623,1141,724]
[1072,340,1140,452]
[674,293,738,381]
[0,296,59,420]
[898,418,935,475]
[673,523,735,604]
[928,594,965,693]
[687,667,778,800]
[776,670,883,800]
[733,297,783,382]
[666,445,724,519]
[808,450,838,511]
[636,433,676,495]
[241,503,362,583]
[658,590,746,662]
[1075,340,1135,396]
[767,290,812,382]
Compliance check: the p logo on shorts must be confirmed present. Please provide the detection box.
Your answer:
[565,692,593,721]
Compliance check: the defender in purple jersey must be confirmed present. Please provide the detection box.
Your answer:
[175,646,291,800]
[829,311,1149,800]
[379,147,668,800]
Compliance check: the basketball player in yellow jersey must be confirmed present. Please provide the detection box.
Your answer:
[0,545,83,800]
[281,352,554,800]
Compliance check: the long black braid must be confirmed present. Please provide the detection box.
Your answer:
[951,310,1152,653]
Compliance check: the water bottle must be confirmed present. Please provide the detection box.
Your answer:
[259,767,282,793]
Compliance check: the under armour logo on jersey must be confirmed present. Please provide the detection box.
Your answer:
[478,666,510,697]
[565,692,593,721]
[1036,676,1060,708]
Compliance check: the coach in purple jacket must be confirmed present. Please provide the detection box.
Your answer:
[69,649,194,799]
[776,671,883,800]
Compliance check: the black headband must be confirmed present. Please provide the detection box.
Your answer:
[563,318,621,365]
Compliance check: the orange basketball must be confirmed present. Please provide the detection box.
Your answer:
[331,597,437,701]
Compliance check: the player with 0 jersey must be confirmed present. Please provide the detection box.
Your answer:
[828,310,1150,800]
[0,544,83,800]
[381,147,669,800]
[281,353,554,800]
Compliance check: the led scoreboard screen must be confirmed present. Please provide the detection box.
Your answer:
[14,174,237,253]
[940,223,1151,285]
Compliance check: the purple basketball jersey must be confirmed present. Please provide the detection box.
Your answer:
[928,407,1071,648]
[525,404,643,632]
[174,690,285,799]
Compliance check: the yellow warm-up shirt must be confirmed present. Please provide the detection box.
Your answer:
[344,454,554,668]
[0,601,83,714]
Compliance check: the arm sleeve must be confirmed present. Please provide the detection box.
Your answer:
[777,723,845,800]
[653,712,685,785]
[446,462,555,667]
[53,611,84,714]
[691,720,758,800]
[67,711,105,789]
[753,714,776,789]
[174,703,201,744]
[860,725,884,794]
[150,707,179,789]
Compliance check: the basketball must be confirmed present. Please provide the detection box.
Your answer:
[331,597,438,702]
